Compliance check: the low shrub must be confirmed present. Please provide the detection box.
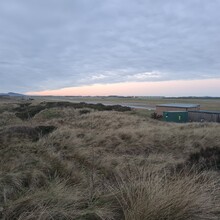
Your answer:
[177,147,220,172]
[14,102,131,120]
[15,105,45,120]
[79,109,91,115]
[0,125,56,142]
[151,112,163,120]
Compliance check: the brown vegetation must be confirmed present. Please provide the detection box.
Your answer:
[0,100,220,219]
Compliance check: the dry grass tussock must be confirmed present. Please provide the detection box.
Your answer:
[0,112,22,126]
[112,167,220,220]
[0,101,220,219]
[4,179,116,220]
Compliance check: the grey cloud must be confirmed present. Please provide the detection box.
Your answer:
[0,0,220,92]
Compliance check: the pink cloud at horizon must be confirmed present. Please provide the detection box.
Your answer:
[26,79,220,97]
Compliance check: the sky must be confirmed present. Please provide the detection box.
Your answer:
[0,0,220,96]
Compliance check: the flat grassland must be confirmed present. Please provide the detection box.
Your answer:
[1,97,220,219]
[32,96,220,111]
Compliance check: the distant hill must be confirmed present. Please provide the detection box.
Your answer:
[0,92,25,97]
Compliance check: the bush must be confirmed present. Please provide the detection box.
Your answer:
[151,112,163,120]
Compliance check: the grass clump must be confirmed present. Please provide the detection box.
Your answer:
[112,168,219,220]
[0,125,56,144]
[0,112,22,127]
[4,179,116,220]
[36,108,62,120]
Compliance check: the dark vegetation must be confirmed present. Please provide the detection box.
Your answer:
[0,125,56,143]
[13,101,131,120]
[177,147,220,172]
[150,112,163,120]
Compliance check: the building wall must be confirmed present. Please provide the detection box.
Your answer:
[163,111,188,123]
[156,106,199,115]
[188,112,220,122]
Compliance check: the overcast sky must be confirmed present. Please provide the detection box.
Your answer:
[0,0,220,94]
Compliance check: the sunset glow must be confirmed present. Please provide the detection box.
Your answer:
[27,79,220,97]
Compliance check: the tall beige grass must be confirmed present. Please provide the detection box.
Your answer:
[1,102,220,219]
[112,168,219,220]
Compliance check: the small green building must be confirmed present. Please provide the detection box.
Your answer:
[163,111,188,123]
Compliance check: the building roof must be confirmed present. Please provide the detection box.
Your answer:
[189,110,220,114]
[163,111,188,113]
[156,103,200,108]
